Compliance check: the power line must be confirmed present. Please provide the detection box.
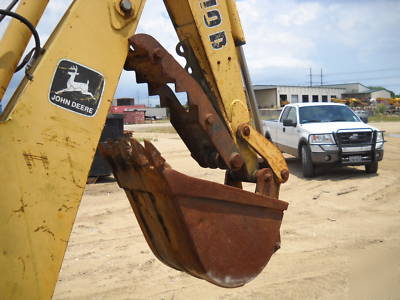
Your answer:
[323,75,400,84]
[320,68,323,85]
[319,67,400,77]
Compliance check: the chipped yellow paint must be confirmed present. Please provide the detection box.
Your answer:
[0,0,146,299]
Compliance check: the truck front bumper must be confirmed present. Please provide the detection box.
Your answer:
[310,147,384,166]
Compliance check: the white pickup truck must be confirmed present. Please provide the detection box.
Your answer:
[262,103,384,177]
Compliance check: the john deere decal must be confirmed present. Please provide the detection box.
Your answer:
[49,59,105,117]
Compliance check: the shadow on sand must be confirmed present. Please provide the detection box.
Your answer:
[285,157,379,182]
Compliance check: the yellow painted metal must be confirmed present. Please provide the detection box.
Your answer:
[163,0,258,175]
[229,99,287,182]
[229,99,251,132]
[226,0,245,46]
[0,0,146,298]
[0,0,49,101]
[238,125,289,183]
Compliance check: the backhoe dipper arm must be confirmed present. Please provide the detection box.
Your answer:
[161,0,288,183]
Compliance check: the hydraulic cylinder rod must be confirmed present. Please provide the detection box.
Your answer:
[0,0,48,100]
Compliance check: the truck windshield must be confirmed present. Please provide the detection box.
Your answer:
[299,105,360,124]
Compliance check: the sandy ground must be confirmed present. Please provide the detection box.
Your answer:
[53,122,400,300]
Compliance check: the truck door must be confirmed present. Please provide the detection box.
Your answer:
[279,107,299,155]
[276,106,290,148]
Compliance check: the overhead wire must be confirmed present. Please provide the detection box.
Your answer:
[322,67,400,77]
[0,0,18,23]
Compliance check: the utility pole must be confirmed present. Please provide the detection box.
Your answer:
[320,68,323,85]
[309,68,312,87]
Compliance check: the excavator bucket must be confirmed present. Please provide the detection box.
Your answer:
[100,138,288,287]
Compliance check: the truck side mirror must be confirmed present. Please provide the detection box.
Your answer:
[283,119,297,127]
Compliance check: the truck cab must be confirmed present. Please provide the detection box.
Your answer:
[263,103,384,177]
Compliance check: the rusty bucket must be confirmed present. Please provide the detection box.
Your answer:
[100,138,288,287]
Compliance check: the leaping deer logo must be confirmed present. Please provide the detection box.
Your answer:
[56,65,94,98]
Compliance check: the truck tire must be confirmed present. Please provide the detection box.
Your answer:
[265,132,271,141]
[301,144,315,178]
[365,161,378,174]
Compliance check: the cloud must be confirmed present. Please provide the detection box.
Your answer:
[273,2,322,26]
[1,0,399,103]
[237,0,400,91]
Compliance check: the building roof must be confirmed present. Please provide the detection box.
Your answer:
[342,91,372,95]
[316,83,365,87]
[253,84,344,90]
[342,89,390,95]
[316,83,390,93]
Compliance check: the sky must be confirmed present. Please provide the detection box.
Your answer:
[1,0,400,106]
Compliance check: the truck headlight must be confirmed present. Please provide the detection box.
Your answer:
[309,134,335,145]
[376,131,384,149]
[376,131,384,143]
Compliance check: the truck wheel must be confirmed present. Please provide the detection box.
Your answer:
[265,132,271,141]
[301,144,315,178]
[365,161,378,174]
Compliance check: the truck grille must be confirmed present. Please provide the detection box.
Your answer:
[336,131,372,145]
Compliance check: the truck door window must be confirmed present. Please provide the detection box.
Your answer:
[280,107,291,122]
[287,107,297,124]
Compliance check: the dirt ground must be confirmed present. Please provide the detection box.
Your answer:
[53,122,400,300]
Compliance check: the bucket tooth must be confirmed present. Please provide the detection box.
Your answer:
[135,72,148,84]
[124,34,243,170]
[174,81,186,93]
[146,84,158,96]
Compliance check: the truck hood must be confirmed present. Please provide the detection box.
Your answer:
[300,122,379,134]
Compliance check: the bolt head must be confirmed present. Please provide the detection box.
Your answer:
[229,152,243,170]
[205,114,215,125]
[242,126,251,137]
[263,172,272,182]
[120,0,133,16]
[281,169,289,182]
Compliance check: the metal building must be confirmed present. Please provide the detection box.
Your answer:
[254,85,345,109]
[254,83,392,110]
[319,83,392,101]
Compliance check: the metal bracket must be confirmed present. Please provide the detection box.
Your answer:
[108,0,137,30]
[237,124,289,183]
